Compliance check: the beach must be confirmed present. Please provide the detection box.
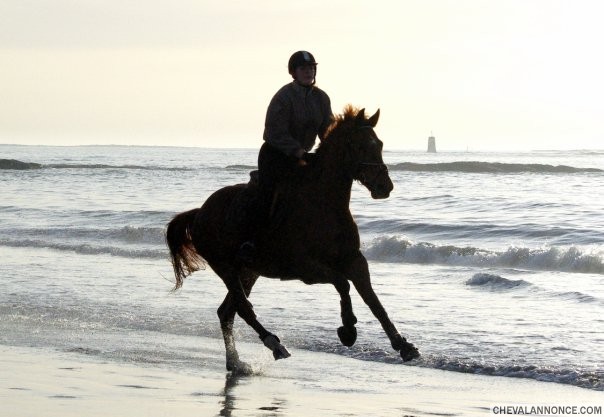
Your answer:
[1,145,602,416]
[2,343,602,417]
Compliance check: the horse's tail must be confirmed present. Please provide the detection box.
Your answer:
[166,208,206,290]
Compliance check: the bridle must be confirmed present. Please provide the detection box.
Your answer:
[353,125,388,169]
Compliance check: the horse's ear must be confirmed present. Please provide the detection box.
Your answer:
[368,109,380,127]
[355,108,366,121]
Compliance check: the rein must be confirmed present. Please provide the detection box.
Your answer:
[360,162,387,167]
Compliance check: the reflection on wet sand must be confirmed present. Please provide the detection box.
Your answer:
[218,372,286,417]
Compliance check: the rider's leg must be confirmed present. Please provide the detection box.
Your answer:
[237,143,294,263]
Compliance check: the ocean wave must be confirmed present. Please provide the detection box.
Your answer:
[465,273,531,289]
[359,219,592,243]
[0,238,167,259]
[102,225,166,244]
[0,158,193,171]
[4,295,601,391]
[0,225,167,245]
[225,164,257,171]
[424,356,602,391]
[0,159,42,170]
[5,158,601,175]
[2,226,603,274]
[46,163,194,171]
[388,161,603,173]
[556,291,600,303]
[0,208,175,227]
[292,339,602,391]
[464,273,603,305]
[363,236,604,274]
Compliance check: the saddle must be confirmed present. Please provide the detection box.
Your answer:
[225,169,298,243]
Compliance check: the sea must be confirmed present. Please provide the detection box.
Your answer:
[1,144,603,392]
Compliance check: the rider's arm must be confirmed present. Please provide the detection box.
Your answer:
[317,90,334,141]
[263,93,304,158]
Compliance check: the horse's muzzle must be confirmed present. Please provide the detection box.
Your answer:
[358,164,393,199]
[371,188,391,199]
[370,179,393,199]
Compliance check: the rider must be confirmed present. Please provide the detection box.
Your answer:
[237,50,334,263]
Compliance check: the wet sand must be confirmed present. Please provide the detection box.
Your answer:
[1,344,601,417]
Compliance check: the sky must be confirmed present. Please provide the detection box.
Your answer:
[1,0,603,151]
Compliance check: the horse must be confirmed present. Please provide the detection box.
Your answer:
[166,105,420,373]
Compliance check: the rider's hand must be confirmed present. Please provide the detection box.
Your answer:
[295,149,308,167]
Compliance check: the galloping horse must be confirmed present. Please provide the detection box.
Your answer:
[166,106,420,372]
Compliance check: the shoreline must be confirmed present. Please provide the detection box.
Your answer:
[1,344,602,417]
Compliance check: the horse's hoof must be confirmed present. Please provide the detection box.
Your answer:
[400,343,420,362]
[272,344,291,360]
[227,360,254,375]
[262,334,291,361]
[337,326,357,347]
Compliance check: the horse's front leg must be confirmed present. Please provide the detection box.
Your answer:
[333,278,358,347]
[298,261,358,347]
[347,254,420,362]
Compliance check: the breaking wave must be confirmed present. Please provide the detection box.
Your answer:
[363,236,604,274]
[2,225,603,275]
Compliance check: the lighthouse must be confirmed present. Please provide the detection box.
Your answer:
[427,133,436,153]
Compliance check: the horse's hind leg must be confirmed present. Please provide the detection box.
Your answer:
[218,291,253,374]
[213,262,291,362]
[347,254,420,362]
[333,279,358,347]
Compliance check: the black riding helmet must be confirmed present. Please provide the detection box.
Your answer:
[288,50,318,78]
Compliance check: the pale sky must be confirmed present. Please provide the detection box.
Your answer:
[1,0,603,151]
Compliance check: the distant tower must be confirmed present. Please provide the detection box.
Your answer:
[427,132,436,153]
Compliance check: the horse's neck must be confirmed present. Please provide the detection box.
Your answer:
[310,153,354,205]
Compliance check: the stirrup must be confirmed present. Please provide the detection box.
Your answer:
[236,241,256,264]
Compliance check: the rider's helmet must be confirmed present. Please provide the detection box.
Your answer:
[288,51,318,75]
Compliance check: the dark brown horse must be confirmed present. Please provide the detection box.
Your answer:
[166,106,420,373]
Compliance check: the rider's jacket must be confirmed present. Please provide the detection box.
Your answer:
[263,81,333,157]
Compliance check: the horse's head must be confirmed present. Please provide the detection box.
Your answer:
[321,106,393,199]
[349,108,393,199]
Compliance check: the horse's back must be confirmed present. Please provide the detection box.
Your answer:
[200,183,249,211]
[193,182,255,260]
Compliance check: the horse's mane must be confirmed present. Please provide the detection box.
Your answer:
[316,105,370,162]
[322,104,364,141]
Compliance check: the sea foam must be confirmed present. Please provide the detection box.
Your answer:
[363,236,604,274]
